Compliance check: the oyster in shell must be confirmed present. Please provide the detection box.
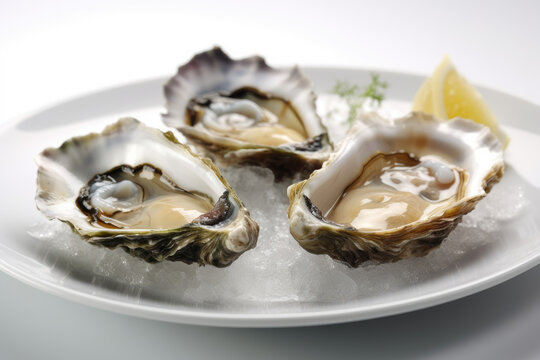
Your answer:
[163,47,332,180]
[35,118,259,267]
[287,112,504,267]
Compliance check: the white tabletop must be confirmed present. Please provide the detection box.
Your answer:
[2,1,540,359]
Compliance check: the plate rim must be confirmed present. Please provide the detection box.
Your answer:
[2,66,540,327]
[1,245,539,327]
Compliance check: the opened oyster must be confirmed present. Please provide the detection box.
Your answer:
[287,112,504,267]
[163,47,332,179]
[35,118,258,267]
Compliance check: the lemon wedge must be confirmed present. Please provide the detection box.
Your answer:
[413,56,509,148]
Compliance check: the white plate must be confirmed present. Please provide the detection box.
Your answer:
[1,67,539,327]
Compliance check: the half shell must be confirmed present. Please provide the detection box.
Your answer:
[35,118,259,267]
[163,47,332,179]
[287,112,504,267]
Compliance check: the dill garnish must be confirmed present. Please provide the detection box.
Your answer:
[333,73,388,125]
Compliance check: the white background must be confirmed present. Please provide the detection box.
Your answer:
[2,1,540,359]
[2,0,540,122]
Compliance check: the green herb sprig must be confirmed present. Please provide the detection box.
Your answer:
[333,73,388,125]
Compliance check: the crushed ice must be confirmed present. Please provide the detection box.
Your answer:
[27,169,527,306]
[26,95,528,307]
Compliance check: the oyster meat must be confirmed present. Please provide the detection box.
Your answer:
[163,47,332,179]
[35,118,259,267]
[287,112,504,267]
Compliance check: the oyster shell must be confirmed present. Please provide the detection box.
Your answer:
[287,112,504,267]
[163,47,332,180]
[35,118,259,267]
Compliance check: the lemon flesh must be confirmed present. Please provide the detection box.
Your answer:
[413,56,509,148]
